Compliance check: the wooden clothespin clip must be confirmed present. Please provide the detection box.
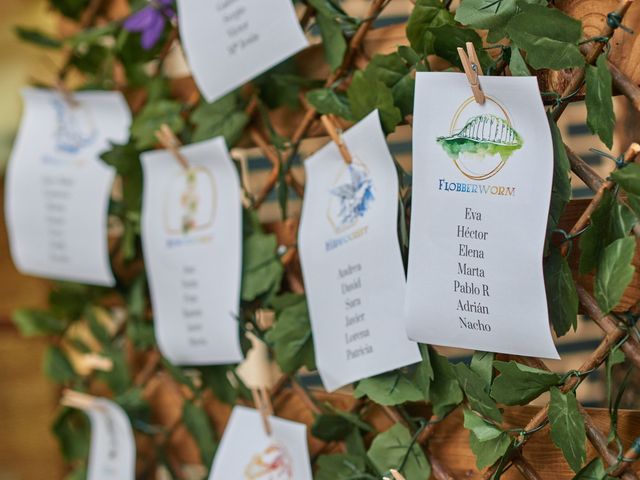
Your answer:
[252,386,273,436]
[155,124,190,169]
[320,114,353,164]
[457,42,486,105]
[383,469,406,480]
[80,353,113,373]
[237,320,276,436]
[61,389,97,410]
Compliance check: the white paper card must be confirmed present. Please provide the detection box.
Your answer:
[83,398,136,480]
[177,0,309,102]
[141,137,243,365]
[298,111,422,392]
[209,406,312,480]
[5,88,130,285]
[405,73,559,359]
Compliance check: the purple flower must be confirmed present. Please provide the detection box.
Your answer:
[123,0,175,50]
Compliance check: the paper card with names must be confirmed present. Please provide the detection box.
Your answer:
[404,72,559,359]
[83,398,136,480]
[298,110,422,392]
[177,0,309,102]
[208,406,313,480]
[5,88,130,286]
[140,137,243,365]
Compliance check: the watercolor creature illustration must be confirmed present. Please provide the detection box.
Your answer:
[180,169,200,234]
[51,97,97,154]
[243,443,294,479]
[330,164,375,227]
[437,114,523,161]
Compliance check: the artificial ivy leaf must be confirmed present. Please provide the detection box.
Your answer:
[52,408,90,461]
[413,344,434,401]
[127,321,156,349]
[491,361,561,405]
[454,363,503,422]
[131,100,184,149]
[470,351,494,386]
[182,400,217,467]
[306,0,352,21]
[430,350,463,417]
[44,346,76,383]
[406,0,454,54]
[365,53,410,86]
[455,0,518,30]
[49,0,91,20]
[586,55,615,149]
[315,453,366,480]
[548,387,586,472]
[429,24,491,70]
[506,4,584,70]
[463,409,502,441]
[511,37,584,70]
[241,232,283,302]
[12,309,66,337]
[611,163,640,218]
[115,387,150,422]
[595,236,636,314]
[367,423,431,480]
[572,457,607,479]
[324,403,373,432]
[544,246,579,337]
[311,414,354,441]
[264,296,316,373]
[507,2,582,42]
[315,12,348,71]
[344,427,367,457]
[354,370,423,405]
[200,365,238,405]
[469,429,512,470]
[509,47,530,76]
[161,358,196,390]
[191,92,249,147]
[100,142,143,215]
[306,88,353,120]
[546,114,572,248]
[364,52,417,116]
[15,26,62,49]
[96,347,131,395]
[347,71,402,133]
[579,190,616,274]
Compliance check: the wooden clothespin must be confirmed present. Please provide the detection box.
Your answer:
[251,386,273,437]
[77,352,114,374]
[155,124,190,169]
[237,321,277,437]
[230,147,253,207]
[457,42,486,105]
[383,469,406,480]
[61,389,97,410]
[320,115,353,164]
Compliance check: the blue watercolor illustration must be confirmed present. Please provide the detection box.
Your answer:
[51,97,98,154]
[329,164,374,228]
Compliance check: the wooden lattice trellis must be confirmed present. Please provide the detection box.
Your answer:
[29,0,640,478]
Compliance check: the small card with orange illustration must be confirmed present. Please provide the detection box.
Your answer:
[208,406,312,480]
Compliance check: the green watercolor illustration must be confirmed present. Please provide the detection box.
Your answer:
[437,114,524,161]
